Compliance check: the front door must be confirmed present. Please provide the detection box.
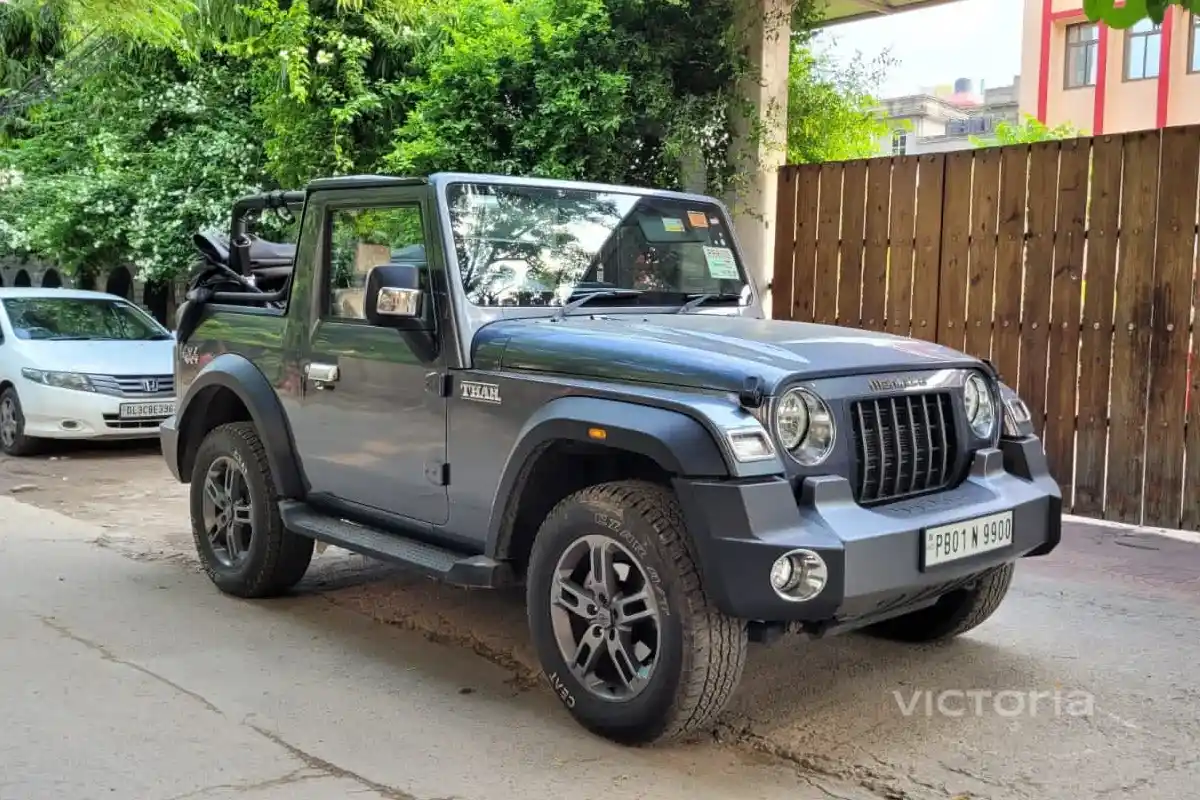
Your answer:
[289,188,449,525]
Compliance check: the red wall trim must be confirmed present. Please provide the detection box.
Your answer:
[1094,23,1109,133]
[1051,9,1084,20]
[1037,0,1054,121]
[1156,7,1174,128]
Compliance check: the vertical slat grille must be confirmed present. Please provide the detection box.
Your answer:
[852,392,956,504]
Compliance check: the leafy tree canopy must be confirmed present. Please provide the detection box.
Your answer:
[0,0,893,285]
[1085,0,1199,28]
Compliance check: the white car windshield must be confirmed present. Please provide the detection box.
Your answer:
[3,297,171,341]
[446,182,751,307]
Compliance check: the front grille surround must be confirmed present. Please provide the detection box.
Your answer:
[87,373,175,398]
[850,391,959,505]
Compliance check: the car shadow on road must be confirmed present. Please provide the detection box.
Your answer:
[285,556,1079,782]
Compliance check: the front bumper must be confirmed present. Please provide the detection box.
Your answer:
[675,436,1061,626]
[18,381,176,441]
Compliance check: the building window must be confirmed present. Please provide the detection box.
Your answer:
[1190,13,1200,73]
[891,129,908,155]
[1065,23,1100,88]
[1125,19,1162,80]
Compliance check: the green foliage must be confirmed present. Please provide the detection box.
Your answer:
[1084,0,1200,28]
[3,0,198,47]
[1,0,898,286]
[785,45,891,164]
[971,114,1085,148]
[0,51,270,282]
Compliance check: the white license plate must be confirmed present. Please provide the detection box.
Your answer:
[119,401,175,420]
[923,511,1013,568]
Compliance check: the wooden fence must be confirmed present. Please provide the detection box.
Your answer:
[772,127,1200,531]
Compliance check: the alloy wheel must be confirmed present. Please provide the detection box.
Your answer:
[0,397,18,449]
[549,534,662,702]
[201,456,254,567]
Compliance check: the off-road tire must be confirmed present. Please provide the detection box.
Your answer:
[189,422,313,598]
[0,386,43,457]
[864,562,1015,643]
[526,480,747,745]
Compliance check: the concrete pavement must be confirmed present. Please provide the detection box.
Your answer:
[1,451,1198,800]
[0,497,824,800]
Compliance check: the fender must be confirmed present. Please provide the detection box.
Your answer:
[484,396,730,553]
[175,354,307,498]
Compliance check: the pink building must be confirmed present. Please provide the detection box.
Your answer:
[1019,1,1200,133]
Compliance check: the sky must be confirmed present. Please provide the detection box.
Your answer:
[813,0,1026,97]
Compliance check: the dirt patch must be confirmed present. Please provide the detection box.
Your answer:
[0,441,193,555]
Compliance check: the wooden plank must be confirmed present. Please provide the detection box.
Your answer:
[1142,126,1199,528]
[1073,135,1122,517]
[837,160,868,327]
[991,145,1030,388]
[909,154,946,342]
[771,165,799,320]
[1018,142,1061,440]
[965,147,1001,360]
[1106,130,1161,524]
[885,156,919,338]
[814,162,844,326]
[935,151,973,350]
[1044,137,1090,500]
[860,158,892,332]
[1183,276,1200,528]
[791,164,821,322]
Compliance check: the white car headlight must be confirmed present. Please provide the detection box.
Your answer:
[21,368,95,393]
[774,388,835,465]
[963,372,997,439]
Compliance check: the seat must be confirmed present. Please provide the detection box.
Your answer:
[193,230,296,291]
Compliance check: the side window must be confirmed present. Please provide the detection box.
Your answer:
[327,205,427,321]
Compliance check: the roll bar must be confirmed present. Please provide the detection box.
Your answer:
[228,190,306,276]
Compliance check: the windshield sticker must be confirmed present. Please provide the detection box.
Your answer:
[687,211,708,228]
[703,246,740,279]
[661,217,685,233]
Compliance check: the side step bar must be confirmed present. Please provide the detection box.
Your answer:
[279,501,512,588]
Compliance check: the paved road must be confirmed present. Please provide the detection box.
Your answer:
[1,446,1198,799]
[0,498,816,800]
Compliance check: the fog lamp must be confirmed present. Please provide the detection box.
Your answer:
[769,549,828,602]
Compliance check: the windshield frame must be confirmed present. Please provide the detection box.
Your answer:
[1,294,172,342]
[435,175,760,318]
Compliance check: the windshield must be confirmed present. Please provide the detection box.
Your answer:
[446,182,750,307]
[2,297,171,341]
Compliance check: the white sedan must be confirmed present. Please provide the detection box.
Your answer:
[0,288,176,457]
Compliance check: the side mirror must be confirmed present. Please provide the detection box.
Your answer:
[364,263,428,328]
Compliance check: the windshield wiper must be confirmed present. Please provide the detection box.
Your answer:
[676,292,743,314]
[553,289,643,321]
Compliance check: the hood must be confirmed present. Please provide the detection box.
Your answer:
[473,313,980,393]
[17,338,175,376]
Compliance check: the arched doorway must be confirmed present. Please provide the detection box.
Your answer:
[143,280,172,327]
[41,269,62,288]
[104,266,132,299]
[14,270,31,287]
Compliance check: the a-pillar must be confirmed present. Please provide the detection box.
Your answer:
[727,0,792,317]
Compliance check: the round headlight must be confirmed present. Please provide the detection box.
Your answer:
[774,388,835,466]
[775,390,809,450]
[964,372,997,438]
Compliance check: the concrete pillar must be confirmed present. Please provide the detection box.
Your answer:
[727,0,792,317]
